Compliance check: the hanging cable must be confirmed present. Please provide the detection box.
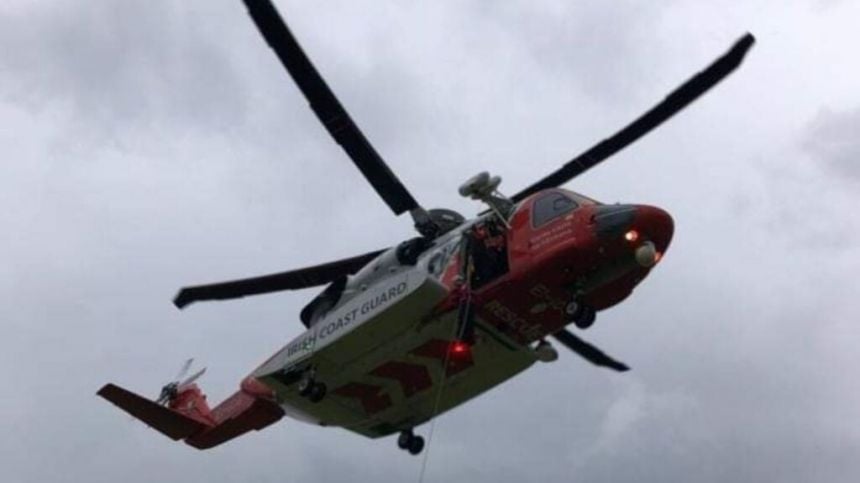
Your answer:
[416,236,476,483]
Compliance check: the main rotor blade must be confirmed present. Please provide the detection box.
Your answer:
[512,33,755,202]
[244,0,420,216]
[173,249,384,309]
[552,329,629,372]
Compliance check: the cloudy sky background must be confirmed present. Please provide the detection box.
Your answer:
[2,0,859,481]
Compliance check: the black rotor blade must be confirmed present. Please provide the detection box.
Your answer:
[512,33,755,202]
[552,329,629,372]
[244,0,419,215]
[173,249,384,309]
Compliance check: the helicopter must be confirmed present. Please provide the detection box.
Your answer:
[98,0,754,455]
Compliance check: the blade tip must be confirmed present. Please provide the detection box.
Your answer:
[96,383,115,397]
[173,290,192,309]
[736,32,756,53]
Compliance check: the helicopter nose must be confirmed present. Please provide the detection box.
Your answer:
[593,204,674,265]
[631,205,674,253]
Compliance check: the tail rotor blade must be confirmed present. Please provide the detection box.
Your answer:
[552,329,629,372]
[173,358,194,383]
[157,360,203,405]
[177,367,207,391]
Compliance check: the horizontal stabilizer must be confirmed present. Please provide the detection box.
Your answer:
[97,384,209,440]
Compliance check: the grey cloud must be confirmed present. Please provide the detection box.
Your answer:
[0,1,250,141]
[803,107,860,182]
[472,0,677,105]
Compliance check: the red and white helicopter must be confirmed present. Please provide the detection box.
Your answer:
[98,0,754,455]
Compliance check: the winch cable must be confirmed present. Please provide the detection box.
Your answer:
[417,238,476,483]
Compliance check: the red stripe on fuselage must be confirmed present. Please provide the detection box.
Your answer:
[333,382,392,414]
[370,361,433,398]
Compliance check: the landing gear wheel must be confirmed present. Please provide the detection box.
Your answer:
[574,306,596,329]
[564,300,580,317]
[308,382,327,403]
[397,430,413,450]
[407,435,425,455]
[297,376,314,397]
[396,430,424,455]
[566,300,596,329]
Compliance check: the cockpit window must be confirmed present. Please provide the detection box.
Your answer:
[532,192,578,227]
[567,191,599,206]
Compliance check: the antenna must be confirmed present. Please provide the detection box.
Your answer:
[458,172,514,227]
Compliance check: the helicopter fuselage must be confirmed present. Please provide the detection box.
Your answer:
[249,188,673,437]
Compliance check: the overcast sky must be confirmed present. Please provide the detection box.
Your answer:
[2,1,859,482]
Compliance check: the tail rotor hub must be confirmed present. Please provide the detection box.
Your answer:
[156,359,207,406]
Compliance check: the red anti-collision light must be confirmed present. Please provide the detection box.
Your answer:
[450,340,471,356]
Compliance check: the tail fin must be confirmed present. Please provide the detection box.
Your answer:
[97,378,284,450]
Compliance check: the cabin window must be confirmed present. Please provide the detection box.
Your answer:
[532,192,578,227]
